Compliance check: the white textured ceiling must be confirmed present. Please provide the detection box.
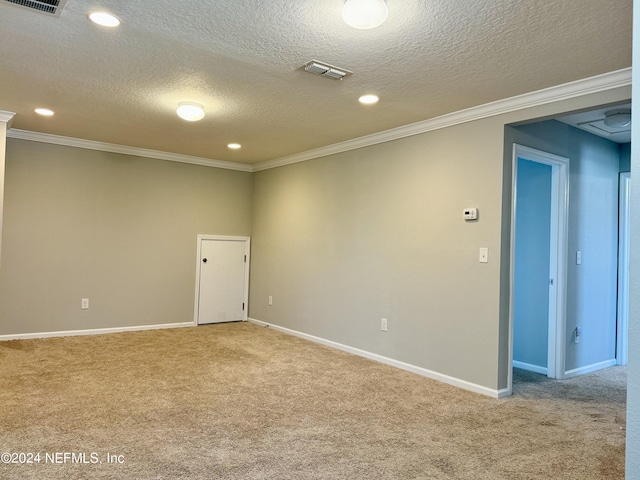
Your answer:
[0,0,632,165]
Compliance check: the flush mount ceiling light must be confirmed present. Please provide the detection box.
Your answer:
[359,94,379,105]
[88,11,121,27]
[176,102,205,122]
[34,107,54,116]
[342,0,388,29]
[227,143,242,150]
[603,109,631,129]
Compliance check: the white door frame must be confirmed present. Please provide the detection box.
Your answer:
[508,144,570,392]
[617,172,630,366]
[193,235,251,325]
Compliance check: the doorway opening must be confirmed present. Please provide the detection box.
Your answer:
[509,144,569,391]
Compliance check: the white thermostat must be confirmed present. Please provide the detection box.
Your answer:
[463,207,478,220]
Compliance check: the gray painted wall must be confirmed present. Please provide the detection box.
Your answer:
[513,159,551,369]
[251,121,506,390]
[620,142,631,172]
[250,88,631,393]
[506,120,620,373]
[626,0,640,475]
[0,122,6,269]
[0,139,253,335]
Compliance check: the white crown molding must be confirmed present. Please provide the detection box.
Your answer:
[0,110,16,126]
[253,68,632,172]
[4,69,630,173]
[6,129,253,172]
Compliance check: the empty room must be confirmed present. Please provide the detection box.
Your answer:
[0,1,638,479]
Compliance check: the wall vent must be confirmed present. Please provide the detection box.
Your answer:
[3,0,67,16]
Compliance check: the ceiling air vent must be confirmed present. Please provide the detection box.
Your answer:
[302,60,353,80]
[3,0,67,16]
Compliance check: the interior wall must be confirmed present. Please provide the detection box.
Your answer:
[620,142,631,172]
[250,86,630,393]
[0,121,7,268]
[506,120,620,373]
[513,158,552,371]
[626,0,640,474]
[251,119,506,390]
[0,139,253,335]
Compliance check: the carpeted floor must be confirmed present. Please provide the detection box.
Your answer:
[0,322,626,479]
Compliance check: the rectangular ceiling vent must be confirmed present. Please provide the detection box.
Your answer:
[302,60,353,81]
[3,0,67,16]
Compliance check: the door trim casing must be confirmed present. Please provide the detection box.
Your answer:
[193,235,251,325]
[508,144,570,394]
[617,172,630,366]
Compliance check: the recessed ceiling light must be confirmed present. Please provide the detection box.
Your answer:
[176,103,205,122]
[342,0,388,29]
[35,108,55,116]
[88,11,121,28]
[359,94,379,105]
[227,143,242,150]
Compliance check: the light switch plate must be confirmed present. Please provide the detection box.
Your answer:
[479,248,489,263]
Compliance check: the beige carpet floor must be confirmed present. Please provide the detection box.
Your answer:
[0,322,626,479]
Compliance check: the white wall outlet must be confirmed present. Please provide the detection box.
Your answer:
[574,326,581,344]
[81,298,89,310]
[463,207,478,220]
[268,295,273,306]
[576,251,582,265]
[479,247,489,263]
[381,318,388,332]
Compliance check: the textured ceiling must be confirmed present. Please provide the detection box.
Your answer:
[0,0,633,165]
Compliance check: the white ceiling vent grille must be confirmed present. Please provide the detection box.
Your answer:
[3,0,67,16]
[302,60,353,80]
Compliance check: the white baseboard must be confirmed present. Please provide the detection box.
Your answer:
[513,360,548,375]
[248,318,504,398]
[564,358,617,379]
[0,321,195,341]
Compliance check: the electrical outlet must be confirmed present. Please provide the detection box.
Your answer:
[574,326,581,344]
[268,296,273,306]
[381,318,388,332]
[81,298,89,310]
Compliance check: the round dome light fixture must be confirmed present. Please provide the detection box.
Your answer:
[88,11,121,28]
[342,0,388,29]
[603,110,631,129]
[227,143,242,150]
[176,103,205,122]
[359,94,379,105]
